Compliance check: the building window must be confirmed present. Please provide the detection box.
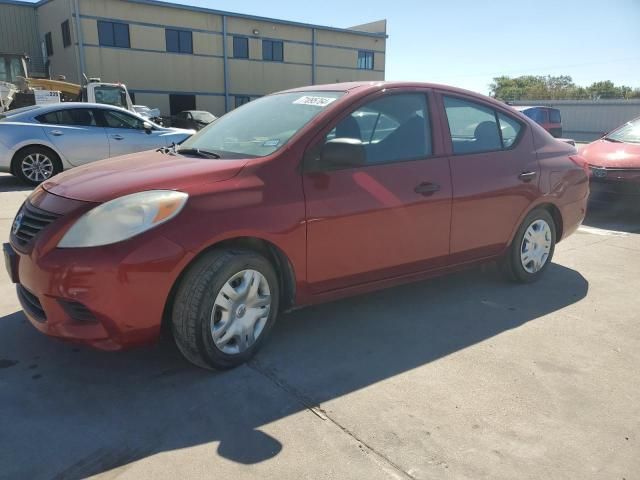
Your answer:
[61,20,71,48]
[235,96,250,108]
[262,40,283,61]
[44,32,53,56]
[233,36,249,58]
[166,29,193,54]
[97,20,130,48]
[357,50,374,70]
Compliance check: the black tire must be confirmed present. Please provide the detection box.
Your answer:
[13,146,62,186]
[501,208,556,283]
[171,249,280,370]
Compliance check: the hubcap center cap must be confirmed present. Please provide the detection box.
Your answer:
[236,304,247,318]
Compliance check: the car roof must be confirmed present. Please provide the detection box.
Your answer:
[281,81,519,112]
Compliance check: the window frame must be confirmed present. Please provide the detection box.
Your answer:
[262,39,284,62]
[44,32,54,56]
[304,90,435,172]
[35,107,99,127]
[233,36,249,58]
[97,20,131,49]
[357,50,374,70]
[441,93,526,156]
[61,20,71,48]
[97,108,145,130]
[165,28,193,54]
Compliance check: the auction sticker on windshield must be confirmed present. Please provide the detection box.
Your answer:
[293,96,337,107]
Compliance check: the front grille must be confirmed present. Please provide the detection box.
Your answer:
[17,285,46,322]
[11,202,60,249]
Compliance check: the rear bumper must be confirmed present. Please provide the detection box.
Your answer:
[559,196,587,240]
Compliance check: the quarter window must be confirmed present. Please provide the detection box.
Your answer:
[328,93,431,165]
[233,36,249,58]
[357,50,374,70]
[497,112,521,148]
[444,96,502,154]
[166,29,193,54]
[549,109,561,123]
[61,20,71,48]
[44,32,53,56]
[97,21,130,48]
[262,40,283,61]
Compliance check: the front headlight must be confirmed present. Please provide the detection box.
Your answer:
[58,190,188,248]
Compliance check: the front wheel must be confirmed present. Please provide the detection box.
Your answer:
[171,249,280,370]
[501,208,556,283]
[14,147,61,185]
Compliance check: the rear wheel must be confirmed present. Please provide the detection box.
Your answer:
[171,249,280,370]
[14,146,61,185]
[502,208,556,283]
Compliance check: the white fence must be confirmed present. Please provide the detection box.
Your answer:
[509,100,640,142]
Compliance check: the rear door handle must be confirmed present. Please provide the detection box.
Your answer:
[414,182,440,196]
[49,130,64,136]
[518,171,537,182]
[111,134,124,140]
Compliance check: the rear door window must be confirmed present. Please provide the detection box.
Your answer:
[36,108,98,126]
[444,96,501,154]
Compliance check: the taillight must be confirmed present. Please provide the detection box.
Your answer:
[569,154,590,175]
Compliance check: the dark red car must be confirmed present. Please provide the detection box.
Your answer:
[513,106,563,138]
[581,116,640,195]
[4,82,589,369]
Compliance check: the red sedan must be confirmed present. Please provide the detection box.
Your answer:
[581,116,640,195]
[3,82,589,369]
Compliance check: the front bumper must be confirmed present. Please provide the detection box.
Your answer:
[589,166,640,195]
[6,191,194,350]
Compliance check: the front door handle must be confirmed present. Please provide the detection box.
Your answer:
[111,134,124,140]
[518,171,537,182]
[49,130,64,136]
[414,182,440,196]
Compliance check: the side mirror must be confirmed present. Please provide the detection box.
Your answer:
[143,122,153,134]
[321,138,366,168]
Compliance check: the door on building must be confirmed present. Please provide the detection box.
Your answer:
[303,90,452,293]
[169,94,196,116]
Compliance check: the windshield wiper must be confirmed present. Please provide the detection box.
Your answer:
[603,136,623,143]
[176,148,221,159]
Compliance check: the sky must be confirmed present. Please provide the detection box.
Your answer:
[23,0,640,94]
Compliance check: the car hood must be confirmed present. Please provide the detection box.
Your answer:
[581,139,640,168]
[41,150,248,203]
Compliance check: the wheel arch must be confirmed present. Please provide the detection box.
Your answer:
[508,201,564,248]
[10,143,64,176]
[161,235,297,335]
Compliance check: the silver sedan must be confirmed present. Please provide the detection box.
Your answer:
[0,103,194,184]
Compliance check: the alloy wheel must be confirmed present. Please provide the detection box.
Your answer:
[21,153,54,182]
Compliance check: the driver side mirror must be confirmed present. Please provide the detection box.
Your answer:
[320,138,366,168]
[143,122,153,134]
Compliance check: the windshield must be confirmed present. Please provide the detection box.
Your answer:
[605,118,640,144]
[93,85,128,108]
[191,111,216,123]
[0,57,25,83]
[180,91,345,157]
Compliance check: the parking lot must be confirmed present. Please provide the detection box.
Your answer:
[0,172,638,479]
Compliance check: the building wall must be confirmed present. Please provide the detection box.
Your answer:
[0,1,44,74]
[511,100,640,142]
[3,0,386,116]
[36,0,80,83]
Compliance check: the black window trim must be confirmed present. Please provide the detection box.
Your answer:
[165,27,193,54]
[97,20,131,49]
[61,20,71,48]
[232,35,249,58]
[262,39,284,62]
[303,89,437,173]
[357,50,374,70]
[441,93,526,156]
[44,32,54,56]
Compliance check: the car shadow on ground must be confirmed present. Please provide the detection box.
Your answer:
[0,174,32,193]
[0,264,588,479]
[584,194,640,233]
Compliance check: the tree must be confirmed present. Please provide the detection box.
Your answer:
[490,75,638,101]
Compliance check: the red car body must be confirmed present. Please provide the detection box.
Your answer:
[581,116,640,195]
[5,82,588,351]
